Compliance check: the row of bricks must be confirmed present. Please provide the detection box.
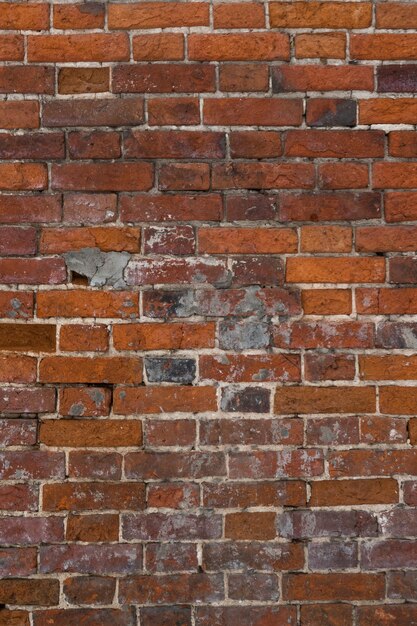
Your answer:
[11,32,417,63]
[1,537,417,571]
[0,473,414,508]
[0,413,412,447]
[1,190,417,223]
[1,506,417,538]
[8,64,417,97]
[5,383,417,416]
[3,63,417,101]
[7,161,417,192]
[3,441,417,481]
[5,320,417,351]
[1,2,417,32]
[8,352,417,383]
[0,605,416,626]
[0,572,415,608]
[4,129,417,159]
[0,256,415,286]
[5,224,417,255]
[8,286,417,317]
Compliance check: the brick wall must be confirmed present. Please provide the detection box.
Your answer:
[0,1,416,624]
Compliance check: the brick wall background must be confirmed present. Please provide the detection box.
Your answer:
[1,1,417,624]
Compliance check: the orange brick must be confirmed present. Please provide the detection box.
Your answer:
[27,34,130,62]
[295,33,346,59]
[300,226,352,253]
[199,228,297,254]
[214,3,265,28]
[270,2,372,28]
[286,257,385,284]
[302,289,352,315]
[40,420,142,447]
[189,33,289,61]
[133,34,184,61]
[39,227,140,254]
[108,2,209,28]
[113,323,215,350]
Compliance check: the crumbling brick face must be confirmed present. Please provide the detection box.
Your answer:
[0,1,417,623]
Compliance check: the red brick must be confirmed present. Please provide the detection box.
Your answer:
[280,192,380,221]
[285,130,384,158]
[40,226,140,253]
[33,609,135,626]
[58,67,109,95]
[59,387,111,417]
[199,227,297,254]
[37,291,138,319]
[283,573,384,601]
[273,65,373,92]
[310,479,399,506]
[304,354,355,382]
[0,34,23,60]
[113,64,215,94]
[204,98,302,126]
[114,322,214,350]
[53,3,105,29]
[275,386,376,415]
[219,63,269,92]
[39,356,142,384]
[125,256,228,286]
[300,225,352,252]
[124,130,225,159]
[202,480,305,508]
[0,66,54,94]
[68,131,120,159]
[189,33,289,61]
[376,3,417,28]
[270,2,371,28]
[59,325,109,352]
[63,194,117,224]
[358,606,417,626]
[195,607,297,626]
[63,576,115,605]
[302,289,352,315]
[212,163,314,189]
[44,98,143,127]
[28,34,129,62]
[287,257,385,284]
[119,573,223,604]
[0,195,60,224]
[40,419,142,448]
[147,482,199,507]
[125,451,225,480]
[295,33,346,59]
[51,163,153,192]
[114,386,216,414]
[0,418,37,445]
[274,320,373,349]
[108,3,209,28]
[360,98,417,124]
[159,163,209,191]
[0,3,49,29]
[214,3,265,28]
[66,514,119,542]
[0,579,59,606]
[319,162,368,189]
[148,97,200,126]
[133,34,184,61]
[43,483,145,512]
[120,194,222,222]
[351,34,417,60]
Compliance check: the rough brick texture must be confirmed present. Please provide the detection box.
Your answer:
[0,1,416,623]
